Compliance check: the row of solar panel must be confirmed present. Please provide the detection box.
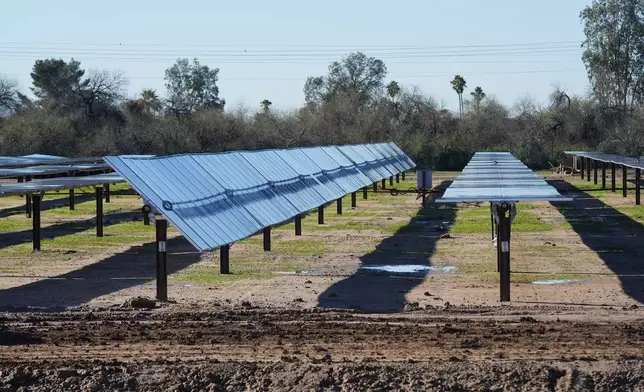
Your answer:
[0,154,105,169]
[106,142,415,252]
[564,151,644,170]
[437,152,571,203]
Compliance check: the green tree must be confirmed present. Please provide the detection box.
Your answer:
[303,52,387,106]
[164,58,225,116]
[386,81,401,103]
[260,99,272,114]
[470,86,486,112]
[30,58,86,112]
[450,75,467,117]
[581,0,644,111]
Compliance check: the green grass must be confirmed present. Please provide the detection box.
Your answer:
[173,259,305,284]
[450,204,555,234]
[0,217,32,232]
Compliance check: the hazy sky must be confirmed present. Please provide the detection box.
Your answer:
[1,0,591,111]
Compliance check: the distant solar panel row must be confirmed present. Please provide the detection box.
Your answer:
[437,152,571,203]
[106,142,415,251]
[0,163,110,179]
[0,174,124,195]
[0,154,105,169]
[564,151,644,170]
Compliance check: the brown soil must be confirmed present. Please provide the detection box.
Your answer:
[0,305,643,391]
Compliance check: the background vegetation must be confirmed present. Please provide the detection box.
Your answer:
[1,0,644,170]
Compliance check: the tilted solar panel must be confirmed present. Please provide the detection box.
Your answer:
[106,143,416,251]
[437,152,571,203]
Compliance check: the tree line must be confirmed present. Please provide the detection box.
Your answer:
[1,0,644,170]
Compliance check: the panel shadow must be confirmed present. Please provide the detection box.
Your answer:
[0,236,200,311]
[549,180,644,304]
[317,181,456,313]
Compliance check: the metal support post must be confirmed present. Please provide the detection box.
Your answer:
[25,176,32,218]
[389,176,394,186]
[396,173,400,183]
[581,157,585,179]
[363,187,368,200]
[496,203,512,302]
[611,163,616,192]
[96,186,104,237]
[142,205,151,225]
[351,192,357,208]
[337,197,343,215]
[593,160,598,184]
[602,162,606,190]
[295,214,302,236]
[105,183,111,203]
[69,189,75,210]
[637,169,641,206]
[381,179,386,189]
[586,158,591,182]
[373,183,377,192]
[32,194,41,252]
[263,227,271,251]
[402,172,406,181]
[623,166,628,198]
[155,218,168,301]
[318,206,324,224]
[220,244,230,274]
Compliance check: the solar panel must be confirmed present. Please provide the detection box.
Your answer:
[0,174,124,196]
[437,152,572,203]
[565,151,644,170]
[106,143,416,251]
[0,163,110,179]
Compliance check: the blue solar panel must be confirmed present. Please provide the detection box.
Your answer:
[437,152,571,203]
[565,151,644,170]
[106,143,416,251]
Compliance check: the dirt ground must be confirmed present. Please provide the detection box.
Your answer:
[0,171,643,391]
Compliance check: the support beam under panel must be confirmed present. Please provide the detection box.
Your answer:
[637,169,641,206]
[69,189,75,210]
[581,157,585,179]
[105,183,111,203]
[295,215,302,236]
[402,172,406,181]
[263,227,272,251]
[586,158,591,182]
[32,194,41,252]
[363,187,368,200]
[372,183,377,192]
[611,163,616,192]
[623,166,628,198]
[396,173,400,183]
[389,176,393,186]
[142,205,150,225]
[602,162,606,190]
[593,160,598,184]
[337,197,343,215]
[25,176,32,218]
[155,218,168,301]
[496,203,511,302]
[381,179,386,189]
[220,244,230,274]
[318,206,324,224]
[351,192,357,208]
[96,186,104,237]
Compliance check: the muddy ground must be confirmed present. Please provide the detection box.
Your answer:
[0,172,643,390]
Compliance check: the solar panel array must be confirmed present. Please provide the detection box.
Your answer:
[0,154,104,169]
[0,174,124,196]
[106,142,415,251]
[565,151,644,170]
[0,163,110,179]
[437,152,572,203]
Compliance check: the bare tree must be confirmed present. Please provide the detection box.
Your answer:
[80,69,128,117]
[0,75,19,116]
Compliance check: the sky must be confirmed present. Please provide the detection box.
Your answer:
[1,0,592,112]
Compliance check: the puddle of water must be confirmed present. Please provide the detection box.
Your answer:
[359,265,457,274]
[532,279,583,285]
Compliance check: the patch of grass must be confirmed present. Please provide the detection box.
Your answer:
[450,204,555,234]
[172,259,305,284]
[274,240,326,255]
[0,218,32,232]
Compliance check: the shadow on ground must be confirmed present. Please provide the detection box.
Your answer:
[317,181,456,313]
[0,236,200,311]
[550,179,644,304]
[0,211,140,249]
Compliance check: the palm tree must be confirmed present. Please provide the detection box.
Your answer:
[470,86,486,112]
[139,88,162,114]
[450,75,467,117]
[386,81,401,103]
[260,99,272,114]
